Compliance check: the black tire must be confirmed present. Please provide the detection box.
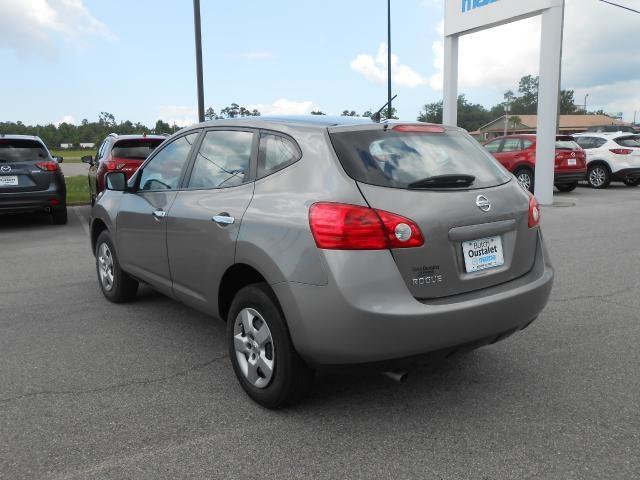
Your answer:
[227,283,314,408]
[51,206,68,225]
[623,178,640,187]
[556,183,577,193]
[95,230,138,303]
[514,167,535,193]
[587,164,611,189]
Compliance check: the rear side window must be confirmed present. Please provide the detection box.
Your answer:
[329,128,510,190]
[0,139,48,162]
[139,133,198,190]
[502,138,522,152]
[258,134,301,177]
[187,130,253,189]
[112,139,163,159]
[615,136,640,148]
[576,137,607,149]
[484,140,501,153]
[522,139,534,149]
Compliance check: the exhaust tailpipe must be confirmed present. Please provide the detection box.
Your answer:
[382,370,408,383]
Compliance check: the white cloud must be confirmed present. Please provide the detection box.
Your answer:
[0,0,113,57]
[248,99,320,116]
[427,0,640,121]
[55,115,76,126]
[351,43,428,88]
[157,106,197,127]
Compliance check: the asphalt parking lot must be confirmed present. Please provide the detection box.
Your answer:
[1,185,638,479]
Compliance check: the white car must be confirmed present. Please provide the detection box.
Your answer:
[573,132,640,188]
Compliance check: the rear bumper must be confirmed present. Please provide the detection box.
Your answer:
[554,170,587,184]
[0,188,66,214]
[611,167,640,181]
[274,230,554,367]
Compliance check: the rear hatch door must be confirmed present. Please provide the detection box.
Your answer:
[329,124,538,299]
[555,135,586,170]
[0,138,55,193]
[111,138,164,178]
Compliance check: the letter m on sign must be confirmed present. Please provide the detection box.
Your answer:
[462,0,472,12]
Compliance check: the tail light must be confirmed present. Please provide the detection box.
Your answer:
[309,202,424,250]
[35,161,60,171]
[105,161,126,171]
[610,148,633,155]
[528,194,540,228]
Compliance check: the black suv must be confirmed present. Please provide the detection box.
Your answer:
[0,135,67,224]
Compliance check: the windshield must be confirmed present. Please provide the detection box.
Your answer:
[112,139,163,159]
[0,139,49,162]
[329,128,510,190]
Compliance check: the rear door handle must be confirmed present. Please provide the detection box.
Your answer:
[152,209,168,219]
[212,214,235,225]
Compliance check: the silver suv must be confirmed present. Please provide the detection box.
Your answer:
[90,116,554,408]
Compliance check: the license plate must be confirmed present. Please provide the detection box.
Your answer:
[462,236,505,273]
[0,175,18,186]
[567,158,577,166]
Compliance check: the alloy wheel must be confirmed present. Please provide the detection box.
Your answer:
[97,243,114,292]
[233,308,275,389]
[589,167,607,188]
[516,172,532,191]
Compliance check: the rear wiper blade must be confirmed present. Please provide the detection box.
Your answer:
[408,174,475,189]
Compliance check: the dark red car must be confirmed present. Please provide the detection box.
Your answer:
[84,134,166,205]
[484,134,587,192]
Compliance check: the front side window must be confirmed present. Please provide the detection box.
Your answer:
[484,140,502,153]
[187,130,253,189]
[139,133,198,191]
[258,134,301,177]
[501,138,522,152]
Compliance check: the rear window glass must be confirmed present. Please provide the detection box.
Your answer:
[112,139,163,159]
[615,136,640,148]
[0,139,48,162]
[329,129,510,190]
[555,139,580,150]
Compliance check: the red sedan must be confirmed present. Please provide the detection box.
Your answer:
[484,134,587,192]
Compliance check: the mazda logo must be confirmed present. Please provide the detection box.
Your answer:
[475,195,491,212]
[0,165,11,173]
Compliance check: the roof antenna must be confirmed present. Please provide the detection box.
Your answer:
[371,95,397,123]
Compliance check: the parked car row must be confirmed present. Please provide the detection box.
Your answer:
[483,132,640,191]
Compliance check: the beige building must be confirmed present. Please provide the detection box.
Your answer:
[472,114,634,140]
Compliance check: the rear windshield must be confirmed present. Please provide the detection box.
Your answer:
[329,128,510,190]
[615,136,640,148]
[112,139,163,159]
[0,139,48,162]
[555,139,580,150]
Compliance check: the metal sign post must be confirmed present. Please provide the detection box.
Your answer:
[442,0,565,206]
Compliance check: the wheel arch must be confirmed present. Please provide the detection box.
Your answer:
[90,218,109,255]
[587,159,612,173]
[218,263,277,323]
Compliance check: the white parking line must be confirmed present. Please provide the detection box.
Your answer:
[71,206,90,237]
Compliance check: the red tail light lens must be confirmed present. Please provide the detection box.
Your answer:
[105,161,126,171]
[309,202,424,250]
[610,148,633,155]
[528,194,540,228]
[35,161,59,171]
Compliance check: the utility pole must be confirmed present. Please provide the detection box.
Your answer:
[193,0,205,123]
[387,0,392,120]
[583,93,589,113]
[503,102,510,136]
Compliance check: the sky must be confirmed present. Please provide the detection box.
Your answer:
[0,0,639,127]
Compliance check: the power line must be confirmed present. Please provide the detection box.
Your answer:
[599,0,640,14]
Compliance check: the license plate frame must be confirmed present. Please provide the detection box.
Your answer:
[567,158,577,166]
[462,236,505,273]
[0,175,18,186]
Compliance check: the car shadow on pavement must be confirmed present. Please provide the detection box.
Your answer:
[0,211,55,230]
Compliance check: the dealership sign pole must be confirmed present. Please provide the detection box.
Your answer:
[443,0,565,206]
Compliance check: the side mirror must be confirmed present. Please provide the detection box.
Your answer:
[105,171,127,191]
[81,155,94,164]
[54,156,64,163]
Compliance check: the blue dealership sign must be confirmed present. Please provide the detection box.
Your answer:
[462,0,499,13]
